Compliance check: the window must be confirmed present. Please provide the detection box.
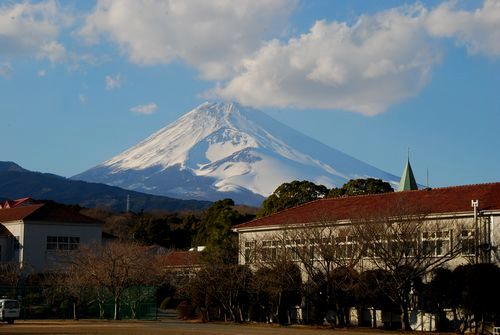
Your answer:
[460,229,475,256]
[336,235,357,259]
[262,240,279,260]
[422,230,450,256]
[244,240,255,263]
[46,236,80,251]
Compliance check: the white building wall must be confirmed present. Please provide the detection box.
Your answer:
[491,214,500,264]
[237,213,500,269]
[22,221,102,273]
[1,221,24,264]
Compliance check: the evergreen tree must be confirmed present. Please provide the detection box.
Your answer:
[328,178,393,198]
[257,180,328,217]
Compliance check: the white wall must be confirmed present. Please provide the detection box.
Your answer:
[23,221,102,273]
[1,221,24,264]
[491,214,500,264]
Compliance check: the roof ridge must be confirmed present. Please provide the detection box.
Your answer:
[234,182,500,231]
[1,203,44,210]
[234,198,325,227]
[413,182,500,192]
[321,181,500,200]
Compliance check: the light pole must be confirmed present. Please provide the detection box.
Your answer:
[471,200,479,263]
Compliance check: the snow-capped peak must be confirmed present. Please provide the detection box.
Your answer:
[104,102,258,171]
[74,102,399,205]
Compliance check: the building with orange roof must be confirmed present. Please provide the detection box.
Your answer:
[0,198,102,273]
[233,177,500,329]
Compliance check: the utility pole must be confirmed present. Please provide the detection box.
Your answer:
[471,200,479,263]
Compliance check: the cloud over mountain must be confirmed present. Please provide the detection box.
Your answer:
[2,1,500,115]
[78,0,296,80]
[0,1,68,61]
[214,5,441,115]
[426,0,500,57]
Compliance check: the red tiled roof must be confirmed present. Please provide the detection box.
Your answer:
[0,203,100,224]
[0,204,44,222]
[234,183,500,230]
[11,197,34,207]
[1,197,35,209]
[159,251,202,267]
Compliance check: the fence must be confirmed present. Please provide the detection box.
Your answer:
[0,285,157,320]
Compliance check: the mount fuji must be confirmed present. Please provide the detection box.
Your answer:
[73,102,399,206]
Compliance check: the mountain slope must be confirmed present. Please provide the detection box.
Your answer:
[0,161,211,212]
[73,102,399,205]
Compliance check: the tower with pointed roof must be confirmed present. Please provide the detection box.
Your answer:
[397,159,418,191]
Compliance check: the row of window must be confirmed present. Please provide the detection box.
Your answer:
[244,229,476,263]
[46,236,80,251]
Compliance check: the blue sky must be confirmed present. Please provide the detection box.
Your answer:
[0,0,498,188]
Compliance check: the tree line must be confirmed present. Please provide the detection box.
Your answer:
[168,251,500,332]
[1,178,498,332]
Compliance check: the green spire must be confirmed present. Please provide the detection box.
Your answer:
[397,159,418,191]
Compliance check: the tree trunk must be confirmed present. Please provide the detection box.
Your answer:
[401,303,412,331]
[131,303,137,319]
[99,302,105,319]
[73,302,78,320]
[337,306,345,327]
[372,308,377,328]
[479,314,485,335]
[114,296,120,320]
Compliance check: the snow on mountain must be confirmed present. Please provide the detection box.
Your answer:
[73,102,399,206]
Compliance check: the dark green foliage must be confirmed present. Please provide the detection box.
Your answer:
[328,178,393,198]
[193,199,253,258]
[306,266,359,327]
[423,268,455,331]
[257,180,328,217]
[455,263,500,332]
[130,214,193,249]
[356,269,396,310]
[423,264,500,333]
[251,261,302,325]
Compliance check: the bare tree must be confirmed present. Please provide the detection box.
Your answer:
[248,231,303,324]
[244,217,363,326]
[352,197,464,330]
[42,270,91,320]
[189,262,252,322]
[289,219,363,326]
[0,262,22,288]
[69,241,158,320]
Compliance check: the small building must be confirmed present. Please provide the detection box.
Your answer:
[158,250,203,281]
[0,198,102,273]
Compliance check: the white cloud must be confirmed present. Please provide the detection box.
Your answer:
[38,41,67,62]
[37,69,47,77]
[213,6,441,115]
[79,94,87,103]
[105,73,124,90]
[78,0,296,80]
[0,1,68,62]
[426,0,500,57]
[130,102,158,115]
[0,62,11,78]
